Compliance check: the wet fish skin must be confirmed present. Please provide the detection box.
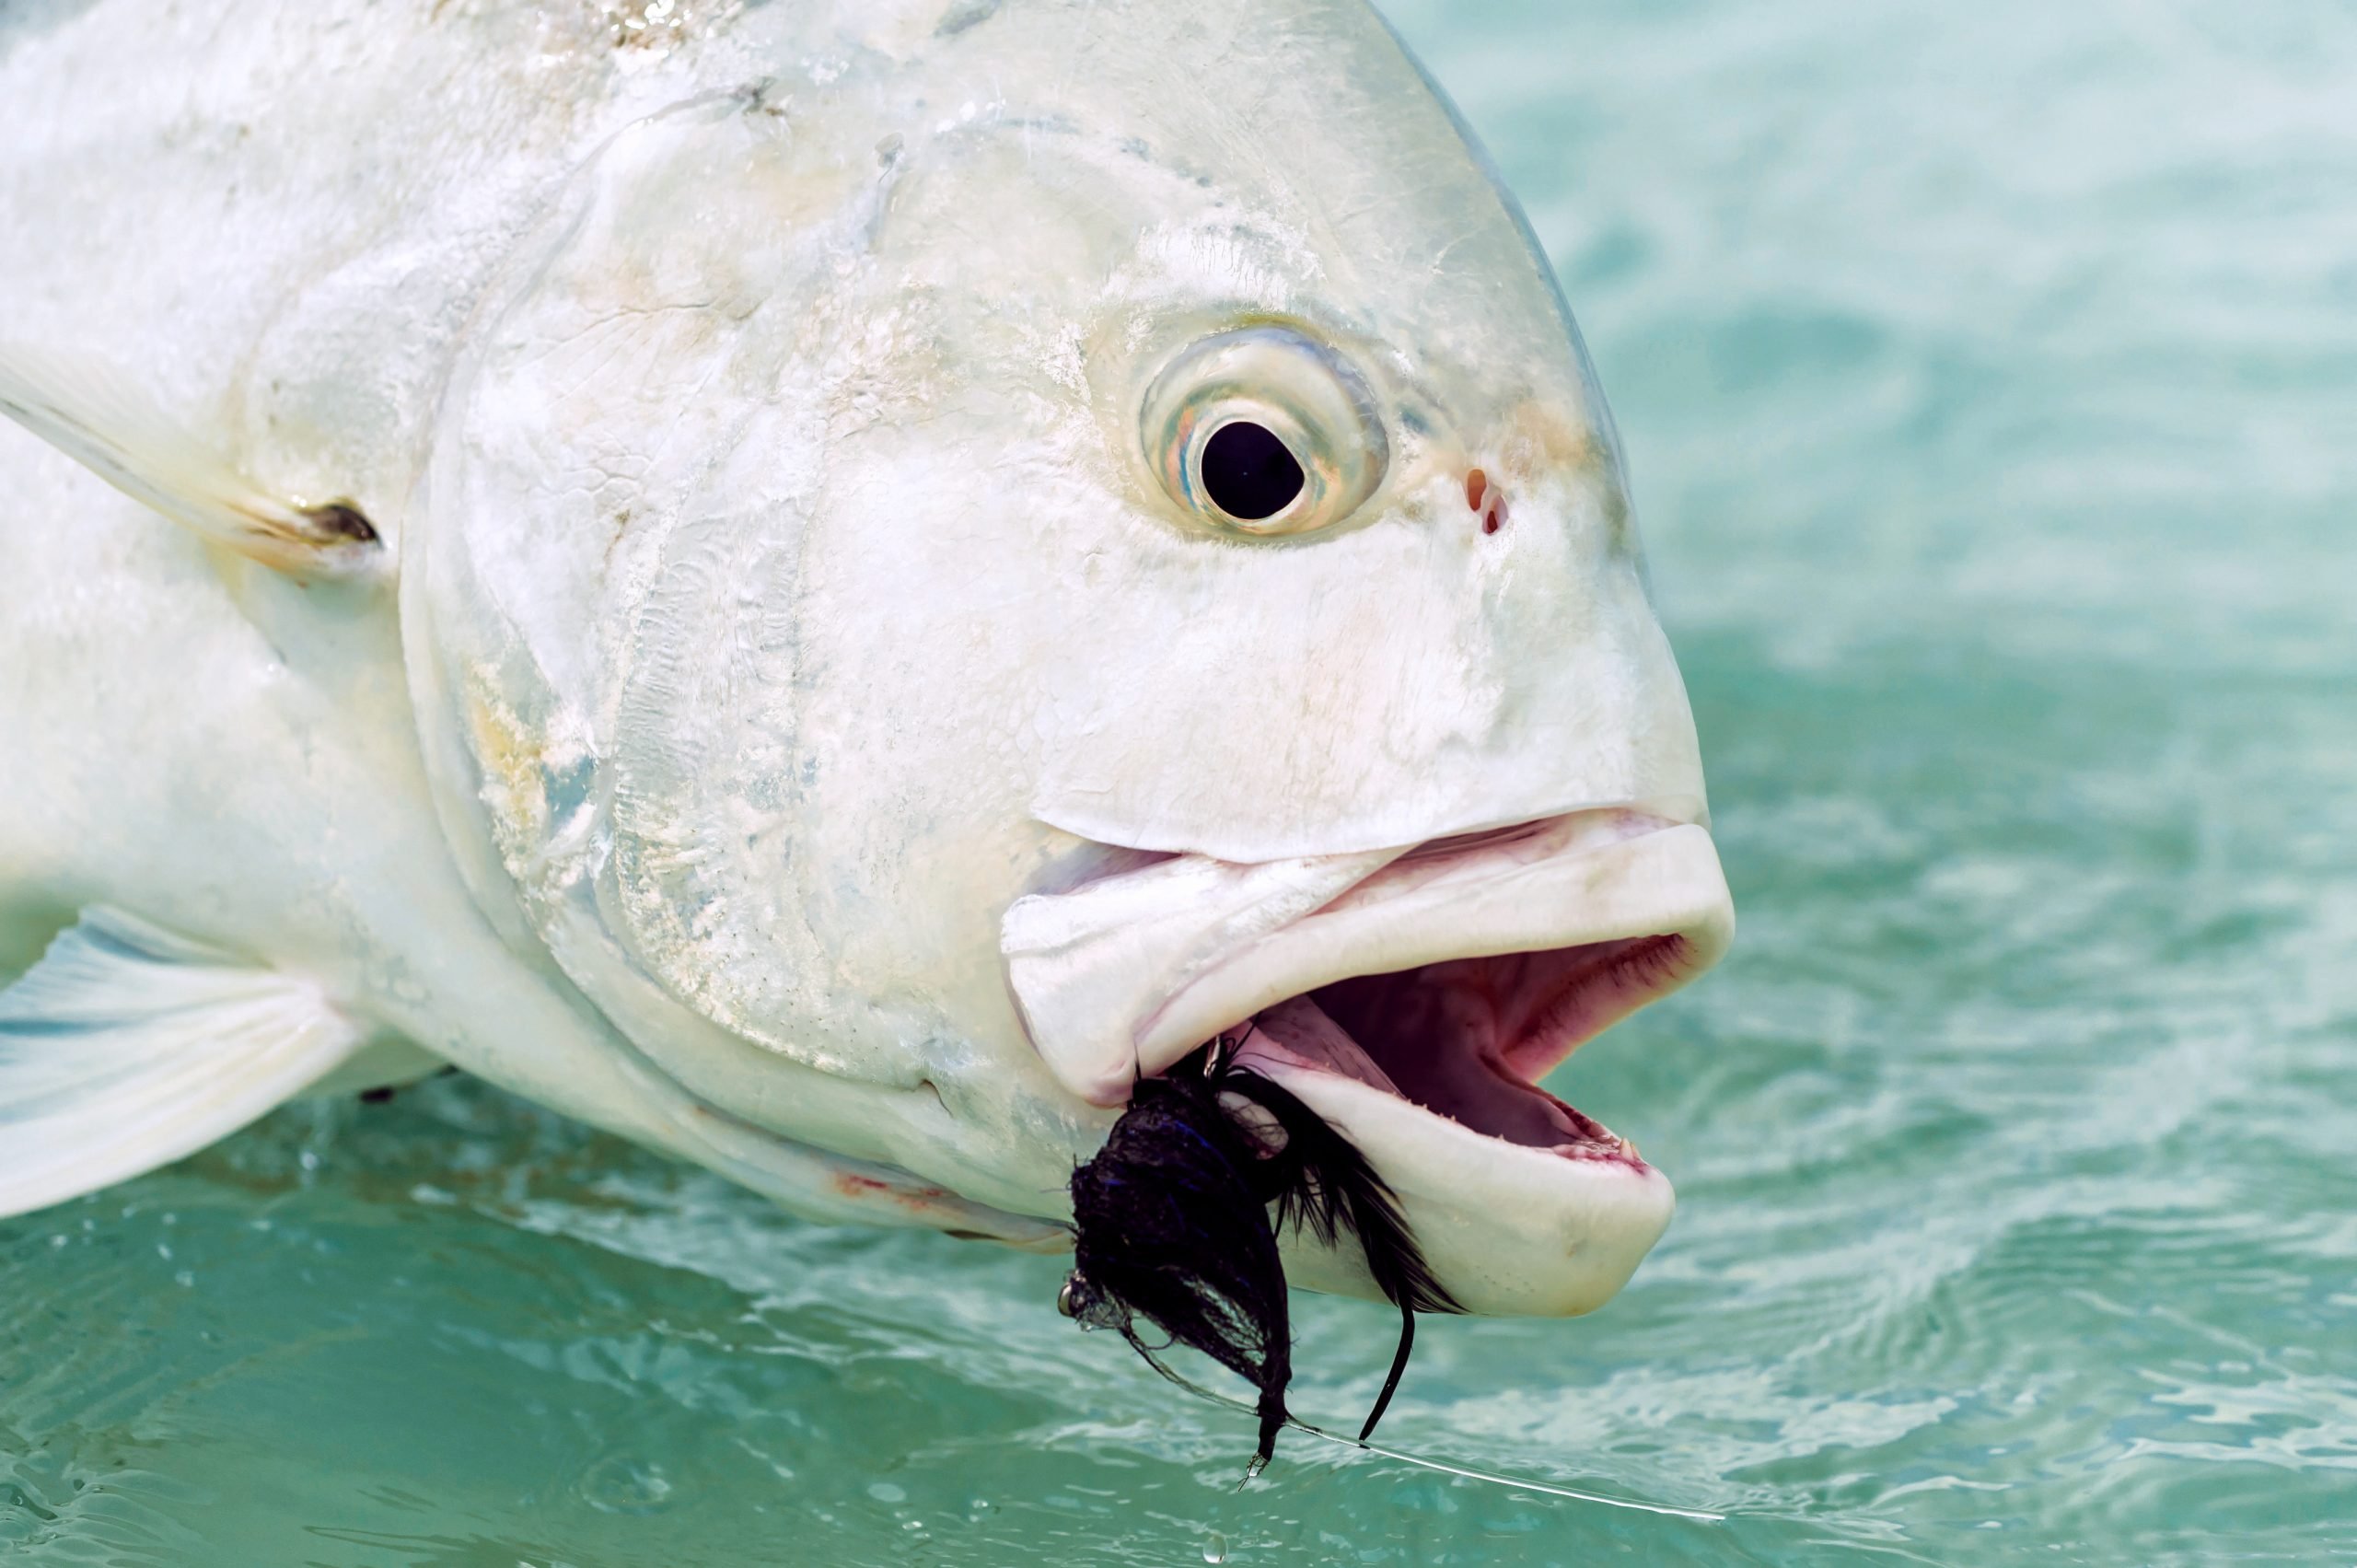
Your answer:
[0,1,1719,1310]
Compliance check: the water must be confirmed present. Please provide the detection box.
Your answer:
[6,2,2354,1562]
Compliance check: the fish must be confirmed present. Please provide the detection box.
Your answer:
[0,0,1734,1333]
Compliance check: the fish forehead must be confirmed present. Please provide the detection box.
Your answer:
[904,0,1599,399]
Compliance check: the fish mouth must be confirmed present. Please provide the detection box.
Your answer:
[1215,931,1695,1167]
[1003,807,1735,1315]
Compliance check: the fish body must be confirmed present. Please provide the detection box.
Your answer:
[0,0,1732,1316]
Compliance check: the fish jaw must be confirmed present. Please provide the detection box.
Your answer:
[1002,808,1733,1317]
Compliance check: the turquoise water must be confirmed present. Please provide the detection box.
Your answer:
[7,2,2356,1562]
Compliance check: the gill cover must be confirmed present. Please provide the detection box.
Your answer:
[404,94,902,1092]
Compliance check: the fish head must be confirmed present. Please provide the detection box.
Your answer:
[404,0,1732,1316]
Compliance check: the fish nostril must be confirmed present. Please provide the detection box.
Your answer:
[1467,468,1505,535]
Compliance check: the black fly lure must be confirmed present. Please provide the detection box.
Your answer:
[1059,1042,1458,1477]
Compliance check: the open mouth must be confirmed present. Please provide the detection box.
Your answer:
[1005,807,1732,1159]
[1220,927,1699,1167]
[1003,807,1733,1314]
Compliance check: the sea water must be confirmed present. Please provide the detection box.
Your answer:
[5,1,2353,1562]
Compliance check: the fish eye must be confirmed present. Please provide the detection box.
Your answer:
[1200,421,1305,521]
[1141,326,1387,537]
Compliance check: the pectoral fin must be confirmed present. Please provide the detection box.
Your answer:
[0,909,367,1218]
[0,342,383,580]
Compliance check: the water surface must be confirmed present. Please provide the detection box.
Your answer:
[6,1,2354,1562]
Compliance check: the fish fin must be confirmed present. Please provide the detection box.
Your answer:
[0,908,368,1218]
[0,342,383,580]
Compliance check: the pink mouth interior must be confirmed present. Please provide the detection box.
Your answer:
[1215,933,1699,1165]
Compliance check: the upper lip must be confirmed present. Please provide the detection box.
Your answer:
[1002,807,1735,1149]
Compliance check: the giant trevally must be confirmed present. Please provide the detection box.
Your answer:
[0,0,1733,1335]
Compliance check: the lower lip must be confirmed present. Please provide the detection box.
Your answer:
[1221,1028,1654,1172]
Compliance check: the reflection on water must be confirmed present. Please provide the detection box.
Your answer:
[5,1,2354,1562]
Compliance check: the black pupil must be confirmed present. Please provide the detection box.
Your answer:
[1200,422,1306,521]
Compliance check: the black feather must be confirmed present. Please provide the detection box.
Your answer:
[1207,1063,1461,1442]
[1062,1043,1460,1475]
[1063,1068,1295,1470]
[1211,1063,1458,1318]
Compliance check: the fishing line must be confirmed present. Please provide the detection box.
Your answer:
[1302,1428,1727,1522]
[1113,1347,1724,1522]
